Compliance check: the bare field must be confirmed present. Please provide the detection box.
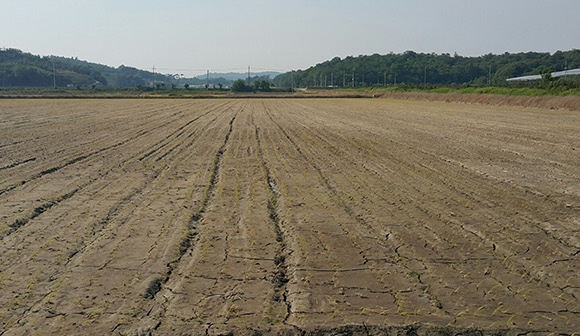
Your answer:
[0,98,579,335]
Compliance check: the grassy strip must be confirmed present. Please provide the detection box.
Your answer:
[336,85,580,96]
[2,83,580,98]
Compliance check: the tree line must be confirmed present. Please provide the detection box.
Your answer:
[0,48,284,89]
[272,50,580,88]
[3,48,580,89]
[0,48,160,88]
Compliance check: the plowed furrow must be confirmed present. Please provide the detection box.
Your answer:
[132,105,241,333]
[0,102,220,237]
[1,98,578,335]
[0,101,238,334]
[252,102,405,326]
[147,102,289,335]
[254,125,291,322]
[256,99,579,329]
[0,100,194,192]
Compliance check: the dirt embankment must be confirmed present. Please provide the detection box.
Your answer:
[380,91,580,110]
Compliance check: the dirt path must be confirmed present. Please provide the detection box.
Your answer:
[0,98,578,335]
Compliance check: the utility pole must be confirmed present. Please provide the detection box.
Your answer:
[352,69,355,87]
[394,71,397,85]
[331,73,334,87]
[384,71,387,86]
[206,70,209,89]
[152,65,155,88]
[247,66,251,84]
[488,64,492,86]
[52,59,56,88]
[343,70,346,87]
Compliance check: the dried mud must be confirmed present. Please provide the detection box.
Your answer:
[0,98,578,335]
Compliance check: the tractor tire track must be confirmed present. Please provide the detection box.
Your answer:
[254,125,291,323]
[142,107,239,331]
[259,102,412,319]
[0,101,233,334]
[1,98,578,335]
[260,99,578,327]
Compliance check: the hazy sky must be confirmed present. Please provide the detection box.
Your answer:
[2,0,579,76]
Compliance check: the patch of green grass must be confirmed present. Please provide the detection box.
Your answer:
[335,83,580,97]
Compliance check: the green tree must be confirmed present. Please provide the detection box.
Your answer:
[539,66,553,81]
[253,80,271,91]
[231,79,252,92]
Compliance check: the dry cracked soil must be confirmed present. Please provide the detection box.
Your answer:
[0,98,579,335]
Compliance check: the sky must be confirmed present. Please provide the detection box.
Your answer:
[1,0,579,76]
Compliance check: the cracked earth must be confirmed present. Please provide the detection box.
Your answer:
[0,98,579,335]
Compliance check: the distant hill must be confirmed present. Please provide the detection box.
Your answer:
[273,50,580,87]
[0,48,166,88]
[0,48,282,88]
[3,47,580,89]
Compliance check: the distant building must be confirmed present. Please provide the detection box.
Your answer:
[507,68,580,82]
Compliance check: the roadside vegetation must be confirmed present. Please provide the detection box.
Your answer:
[334,78,580,97]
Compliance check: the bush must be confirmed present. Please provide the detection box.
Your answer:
[231,79,253,92]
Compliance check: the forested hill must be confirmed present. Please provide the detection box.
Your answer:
[0,48,279,88]
[3,48,580,89]
[0,48,167,88]
[273,50,580,88]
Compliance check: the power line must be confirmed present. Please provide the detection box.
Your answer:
[150,64,287,73]
[154,66,287,73]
